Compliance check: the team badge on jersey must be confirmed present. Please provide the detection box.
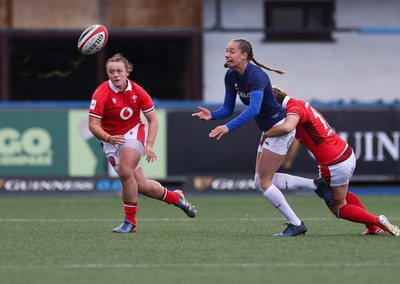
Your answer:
[90,99,97,110]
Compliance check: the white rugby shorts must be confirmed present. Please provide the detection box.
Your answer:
[101,125,145,173]
[318,151,356,187]
[257,118,296,155]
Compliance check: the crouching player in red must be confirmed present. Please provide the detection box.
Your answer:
[89,53,196,233]
[263,87,399,236]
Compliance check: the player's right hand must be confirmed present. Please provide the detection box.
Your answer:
[191,106,212,121]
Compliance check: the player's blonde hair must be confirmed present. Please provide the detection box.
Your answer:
[229,38,286,75]
[106,53,133,73]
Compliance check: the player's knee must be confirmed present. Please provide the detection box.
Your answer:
[118,166,133,180]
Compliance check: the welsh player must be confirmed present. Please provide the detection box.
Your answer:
[88,53,196,233]
[263,87,399,236]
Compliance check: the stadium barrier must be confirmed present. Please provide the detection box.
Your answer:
[0,103,399,195]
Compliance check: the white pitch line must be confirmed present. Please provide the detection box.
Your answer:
[0,217,399,222]
[0,262,398,270]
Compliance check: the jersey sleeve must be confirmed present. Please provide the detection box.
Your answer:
[211,71,237,120]
[89,83,107,119]
[286,100,305,122]
[225,90,262,131]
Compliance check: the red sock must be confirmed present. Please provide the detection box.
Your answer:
[346,191,366,209]
[161,188,180,205]
[124,202,137,225]
[338,204,379,226]
[346,192,381,231]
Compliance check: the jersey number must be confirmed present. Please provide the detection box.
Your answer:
[305,102,330,130]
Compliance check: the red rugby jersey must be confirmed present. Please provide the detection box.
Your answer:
[89,79,154,135]
[283,97,348,166]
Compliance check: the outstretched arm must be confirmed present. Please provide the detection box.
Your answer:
[225,90,262,131]
[209,90,263,140]
[262,114,299,140]
[192,106,212,121]
[191,86,237,122]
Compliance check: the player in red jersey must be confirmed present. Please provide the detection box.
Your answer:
[88,53,196,233]
[262,87,399,236]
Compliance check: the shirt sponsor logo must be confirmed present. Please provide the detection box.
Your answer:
[238,91,250,99]
[120,107,133,120]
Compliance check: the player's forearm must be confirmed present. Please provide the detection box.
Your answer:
[264,125,291,138]
[146,121,158,147]
[266,114,298,138]
[89,118,110,142]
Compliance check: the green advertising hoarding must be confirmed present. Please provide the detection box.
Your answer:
[0,109,167,179]
[0,110,68,175]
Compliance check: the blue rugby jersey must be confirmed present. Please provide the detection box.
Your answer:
[211,63,286,132]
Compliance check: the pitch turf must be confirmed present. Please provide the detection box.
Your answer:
[0,194,399,284]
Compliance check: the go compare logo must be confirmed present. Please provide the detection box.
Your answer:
[0,127,53,166]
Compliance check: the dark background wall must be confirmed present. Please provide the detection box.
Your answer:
[167,107,400,182]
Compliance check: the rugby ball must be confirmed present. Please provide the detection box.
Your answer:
[77,24,108,55]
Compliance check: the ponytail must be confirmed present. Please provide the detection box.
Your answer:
[231,38,286,75]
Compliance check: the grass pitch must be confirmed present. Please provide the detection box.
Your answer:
[0,194,399,284]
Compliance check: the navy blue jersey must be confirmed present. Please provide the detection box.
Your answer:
[212,63,286,132]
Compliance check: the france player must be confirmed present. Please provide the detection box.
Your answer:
[192,39,307,237]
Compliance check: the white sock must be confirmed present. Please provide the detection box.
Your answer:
[262,184,302,226]
[273,173,316,191]
[254,173,262,191]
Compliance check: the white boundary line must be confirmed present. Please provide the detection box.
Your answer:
[0,262,398,270]
[0,217,399,222]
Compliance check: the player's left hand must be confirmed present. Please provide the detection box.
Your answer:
[261,131,268,143]
[209,125,229,140]
[145,146,157,163]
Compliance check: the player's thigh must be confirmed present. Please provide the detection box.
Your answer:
[258,149,286,186]
[119,147,141,176]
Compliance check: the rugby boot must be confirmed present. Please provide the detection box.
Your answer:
[314,178,332,206]
[378,215,400,236]
[174,190,197,218]
[273,221,307,237]
[112,218,137,233]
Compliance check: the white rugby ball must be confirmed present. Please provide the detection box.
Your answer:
[77,24,108,55]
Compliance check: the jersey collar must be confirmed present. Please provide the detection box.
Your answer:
[282,96,291,109]
[108,79,132,93]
